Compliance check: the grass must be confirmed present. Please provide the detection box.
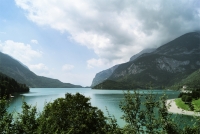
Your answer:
[175,98,200,112]
[192,99,200,112]
[175,98,190,111]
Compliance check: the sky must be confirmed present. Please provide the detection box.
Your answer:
[0,0,200,86]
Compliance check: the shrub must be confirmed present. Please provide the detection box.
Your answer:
[37,93,119,134]
[191,90,200,99]
[181,95,192,103]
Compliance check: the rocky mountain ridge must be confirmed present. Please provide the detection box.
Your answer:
[92,32,200,89]
[129,48,156,61]
[91,48,157,87]
[91,65,119,87]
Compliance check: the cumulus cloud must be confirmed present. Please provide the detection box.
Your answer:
[87,58,109,69]
[29,63,52,76]
[0,40,42,64]
[29,63,48,70]
[15,0,200,67]
[56,72,94,86]
[62,64,74,71]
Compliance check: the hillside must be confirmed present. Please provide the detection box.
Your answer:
[0,72,29,98]
[91,65,119,87]
[172,69,200,90]
[93,80,141,90]
[91,48,156,87]
[92,32,200,89]
[0,52,82,88]
[129,48,156,61]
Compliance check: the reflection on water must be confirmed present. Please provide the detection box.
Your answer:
[8,88,194,127]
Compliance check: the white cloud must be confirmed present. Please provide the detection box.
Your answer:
[15,0,200,67]
[28,63,53,77]
[87,58,109,69]
[31,39,38,44]
[0,40,42,64]
[62,64,74,71]
[29,63,48,70]
[56,72,94,87]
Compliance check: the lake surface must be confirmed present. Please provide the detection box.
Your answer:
[8,88,192,127]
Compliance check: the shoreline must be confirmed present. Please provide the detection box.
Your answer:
[166,99,200,116]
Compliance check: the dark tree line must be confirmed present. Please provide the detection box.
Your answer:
[178,89,200,102]
[0,72,29,98]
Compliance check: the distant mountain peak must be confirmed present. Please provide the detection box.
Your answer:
[153,32,200,55]
[91,64,119,87]
[92,31,200,89]
[91,48,157,87]
[129,48,156,61]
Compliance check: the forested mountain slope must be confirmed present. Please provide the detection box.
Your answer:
[172,68,200,90]
[0,52,82,88]
[0,72,29,97]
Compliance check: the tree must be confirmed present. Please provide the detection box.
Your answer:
[14,101,38,134]
[181,95,192,103]
[37,93,116,134]
[0,98,14,134]
[157,94,179,134]
[0,72,29,98]
[119,90,145,133]
[120,90,182,134]
[0,93,121,133]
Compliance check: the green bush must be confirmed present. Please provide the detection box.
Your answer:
[178,89,200,100]
[37,93,116,134]
[191,90,200,99]
[181,95,192,103]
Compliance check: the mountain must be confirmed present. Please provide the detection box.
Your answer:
[92,32,200,89]
[172,68,200,90]
[129,48,156,61]
[91,48,156,88]
[0,52,82,88]
[92,80,141,89]
[91,65,119,87]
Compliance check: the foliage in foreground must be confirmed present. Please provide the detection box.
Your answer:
[1,91,200,133]
[120,91,180,134]
[37,93,118,134]
[0,93,119,134]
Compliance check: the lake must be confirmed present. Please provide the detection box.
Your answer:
[8,88,193,127]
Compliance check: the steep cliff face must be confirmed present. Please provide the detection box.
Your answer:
[93,32,200,89]
[91,48,157,87]
[91,65,119,87]
[156,57,190,73]
[113,63,145,78]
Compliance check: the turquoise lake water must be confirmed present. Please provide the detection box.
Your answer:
[8,88,193,127]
